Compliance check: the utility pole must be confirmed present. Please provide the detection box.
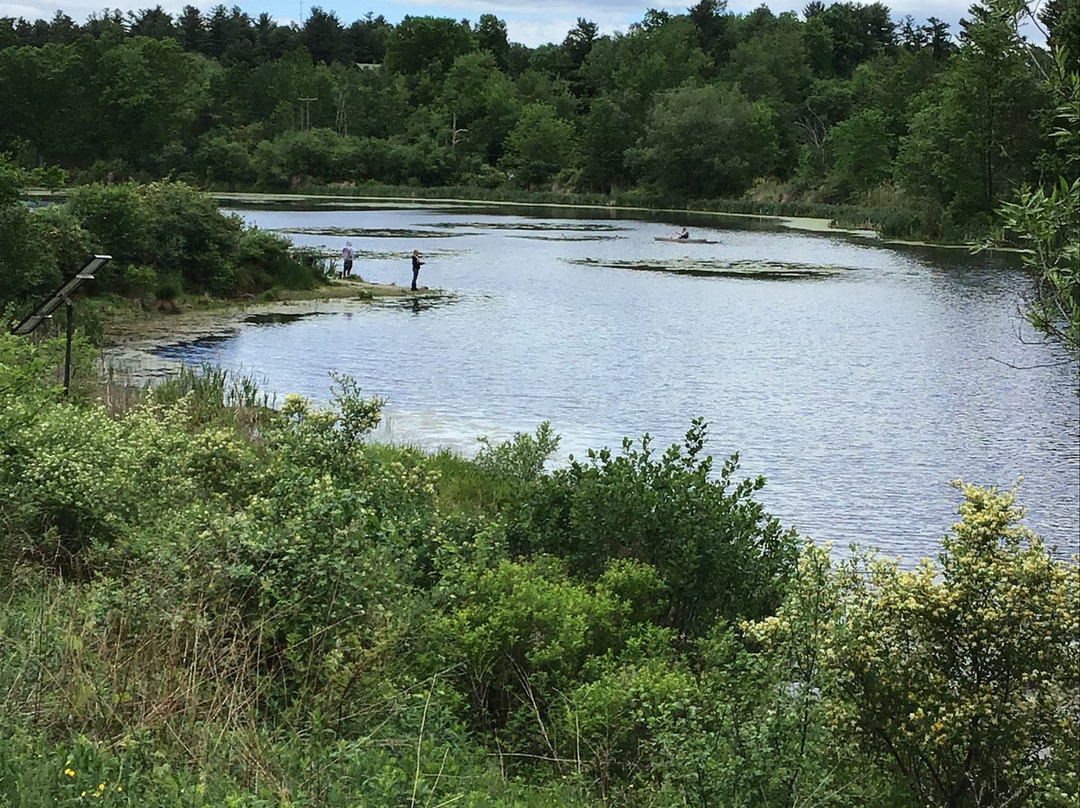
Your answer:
[451,113,467,148]
[335,88,348,136]
[298,97,315,131]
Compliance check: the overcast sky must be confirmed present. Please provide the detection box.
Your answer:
[0,0,1009,48]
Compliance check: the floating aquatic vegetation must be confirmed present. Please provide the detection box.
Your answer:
[506,234,621,242]
[357,248,466,260]
[567,257,851,280]
[306,247,466,261]
[429,221,630,232]
[277,226,463,238]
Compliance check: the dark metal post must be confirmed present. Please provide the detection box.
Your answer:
[12,257,110,390]
[64,299,73,397]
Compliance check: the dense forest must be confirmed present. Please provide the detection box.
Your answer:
[1,0,1077,241]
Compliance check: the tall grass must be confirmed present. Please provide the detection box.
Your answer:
[147,363,275,430]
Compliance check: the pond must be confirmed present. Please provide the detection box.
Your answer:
[121,202,1080,563]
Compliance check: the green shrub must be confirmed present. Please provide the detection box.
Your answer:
[563,648,696,799]
[65,184,151,293]
[427,557,631,739]
[139,180,242,294]
[237,227,322,291]
[503,419,797,635]
[474,421,560,486]
[122,263,158,296]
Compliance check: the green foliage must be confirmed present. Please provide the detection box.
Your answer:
[0,155,63,308]
[987,52,1079,364]
[628,84,782,199]
[0,396,201,575]
[65,183,152,288]
[0,1,1067,239]
[236,226,322,291]
[500,103,578,187]
[823,107,893,199]
[748,483,1080,808]
[993,175,1080,360]
[138,180,242,293]
[474,421,560,482]
[384,16,476,80]
[725,547,898,808]
[503,418,797,635]
[438,50,521,163]
[59,180,316,297]
[562,645,696,798]
[0,343,1076,806]
[426,555,635,762]
[0,326,89,401]
[95,37,215,172]
[896,2,1047,225]
[148,363,272,424]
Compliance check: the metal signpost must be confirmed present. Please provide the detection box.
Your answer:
[11,255,111,396]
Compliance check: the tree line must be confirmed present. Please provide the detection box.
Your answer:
[1,0,1076,240]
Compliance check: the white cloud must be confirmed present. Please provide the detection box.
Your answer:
[0,0,1029,48]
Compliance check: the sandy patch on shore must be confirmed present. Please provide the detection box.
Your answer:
[775,216,880,238]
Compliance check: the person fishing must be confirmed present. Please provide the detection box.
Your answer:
[341,241,354,277]
[411,249,424,291]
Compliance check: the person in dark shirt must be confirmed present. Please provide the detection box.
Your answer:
[677,227,689,239]
[411,249,424,291]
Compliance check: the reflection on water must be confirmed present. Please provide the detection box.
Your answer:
[123,204,1080,565]
[152,333,235,361]
[243,311,322,325]
[376,292,461,314]
[429,220,631,232]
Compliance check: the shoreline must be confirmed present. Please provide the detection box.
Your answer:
[101,280,441,385]
[213,192,992,249]
[30,188,989,249]
[212,190,885,240]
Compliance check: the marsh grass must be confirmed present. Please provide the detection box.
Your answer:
[147,363,275,430]
[0,562,602,806]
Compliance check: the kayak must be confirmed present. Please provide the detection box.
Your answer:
[654,237,716,244]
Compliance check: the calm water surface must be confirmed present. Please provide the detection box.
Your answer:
[142,203,1080,562]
